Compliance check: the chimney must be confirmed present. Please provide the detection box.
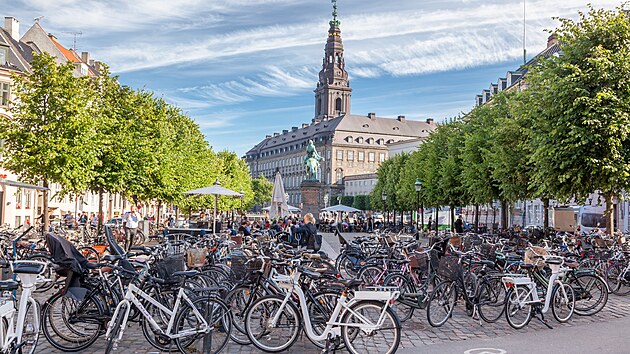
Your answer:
[89,59,95,66]
[547,33,559,48]
[273,132,280,137]
[368,112,376,120]
[282,129,288,134]
[94,60,103,73]
[265,135,271,139]
[301,123,309,128]
[397,115,406,122]
[4,17,19,41]
[292,126,298,131]
[426,118,434,124]
[81,51,90,64]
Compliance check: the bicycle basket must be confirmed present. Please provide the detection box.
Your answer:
[449,236,462,249]
[409,252,429,273]
[230,251,248,282]
[480,243,497,261]
[243,258,271,284]
[186,248,208,268]
[524,246,548,270]
[156,256,186,280]
[437,255,462,281]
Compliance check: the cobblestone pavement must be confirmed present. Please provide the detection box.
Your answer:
[33,233,630,353]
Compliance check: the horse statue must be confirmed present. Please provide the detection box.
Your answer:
[304,139,324,181]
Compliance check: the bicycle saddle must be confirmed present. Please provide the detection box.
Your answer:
[328,278,362,289]
[172,270,200,278]
[12,263,44,274]
[0,280,18,291]
[564,261,579,268]
[519,264,535,270]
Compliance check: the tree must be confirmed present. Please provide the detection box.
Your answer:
[524,6,630,235]
[353,195,369,211]
[341,196,354,207]
[0,53,98,232]
[252,175,273,210]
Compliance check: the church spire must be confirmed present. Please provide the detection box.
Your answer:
[314,0,352,120]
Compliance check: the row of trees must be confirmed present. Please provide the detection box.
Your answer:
[0,53,273,231]
[370,6,630,235]
[329,195,372,211]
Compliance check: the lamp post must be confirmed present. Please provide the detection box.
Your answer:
[239,188,244,214]
[414,179,423,239]
[381,191,388,225]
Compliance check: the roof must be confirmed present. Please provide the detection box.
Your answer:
[48,35,81,63]
[246,114,436,157]
[0,28,34,73]
[344,173,377,181]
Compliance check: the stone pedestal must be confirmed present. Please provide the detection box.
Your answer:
[301,180,322,222]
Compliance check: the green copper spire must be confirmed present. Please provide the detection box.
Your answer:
[330,0,340,27]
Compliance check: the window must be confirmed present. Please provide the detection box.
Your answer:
[0,46,7,65]
[336,169,343,184]
[368,152,375,162]
[335,97,342,111]
[345,136,353,143]
[336,150,343,161]
[24,191,31,209]
[327,150,332,160]
[379,153,385,163]
[347,151,354,161]
[15,216,21,227]
[358,151,365,161]
[357,137,364,144]
[0,82,9,107]
[366,138,374,144]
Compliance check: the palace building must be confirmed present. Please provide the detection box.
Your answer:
[245,6,436,207]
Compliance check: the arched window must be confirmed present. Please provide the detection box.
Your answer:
[317,98,322,115]
[335,97,342,111]
[336,168,344,184]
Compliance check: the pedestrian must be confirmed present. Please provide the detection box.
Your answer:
[123,205,140,252]
[90,213,98,229]
[427,216,433,231]
[455,215,464,234]
[292,213,321,251]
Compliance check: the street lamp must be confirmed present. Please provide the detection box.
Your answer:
[381,192,387,225]
[239,188,244,214]
[414,179,423,239]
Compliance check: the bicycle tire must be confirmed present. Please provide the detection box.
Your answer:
[357,265,385,286]
[307,290,344,349]
[175,295,232,354]
[569,273,608,316]
[341,300,401,354]
[504,286,532,329]
[477,278,506,323]
[551,283,575,323]
[383,273,416,322]
[18,298,40,354]
[77,246,101,263]
[41,291,105,351]
[225,285,255,345]
[606,263,630,296]
[426,280,456,327]
[245,295,301,352]
[105,302,128,354]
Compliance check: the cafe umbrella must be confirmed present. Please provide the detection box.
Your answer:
[269,171,290,219]
[184,178,241,235]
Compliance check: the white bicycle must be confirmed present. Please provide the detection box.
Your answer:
[244,264,401,353]
[502,254,575,329]
[105,267,232,354]
[0,260,49,354]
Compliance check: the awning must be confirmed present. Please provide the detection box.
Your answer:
[0,179,49,190]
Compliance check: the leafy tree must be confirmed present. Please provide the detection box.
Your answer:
[0,53,98,232]
[525,6,630,234]
[353,195,369,210]
[341,196,354,207]
[251,175,273,210]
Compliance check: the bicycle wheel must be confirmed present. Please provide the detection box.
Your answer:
[27,254,55,293]
[426,280,456,327]
[569,273,608,316]
[383,273,415,322]
[245,295,301,352]
[504,286,532,329]
[78,246,101,263]
[551,283,575,323]
[225,285,254,345]
[105,302,128,354]
[336,254,360,279]
[606,263,630,296]
[18,298,40,354]
[41,291,105,351]
[341,300,401,354]
[175,296,232,354]
[307,291,342,349]
[357,265,384,286]
[134,229,146,246]
[140,287,178,351]
[477,277,506,323]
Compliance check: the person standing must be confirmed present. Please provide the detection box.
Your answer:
[427,216,433,232]
[292,213,321,251]
[123,205,140,252]
[455,215,464,234]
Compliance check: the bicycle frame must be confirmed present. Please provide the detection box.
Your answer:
[271,270,398,342]
[106,281,208,342]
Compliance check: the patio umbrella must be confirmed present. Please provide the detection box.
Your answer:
[321,204,360,212]
[263,204,301,212]
[269,171,290,219]
[184,178,241,235]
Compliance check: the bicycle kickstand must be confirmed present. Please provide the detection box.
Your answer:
[535,310,553,329]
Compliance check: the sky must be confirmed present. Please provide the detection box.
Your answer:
[5,0,620,155]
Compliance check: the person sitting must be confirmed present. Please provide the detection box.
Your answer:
[238,220,252,236]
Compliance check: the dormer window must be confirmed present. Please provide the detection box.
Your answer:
[345,136,353,143]
[356,137,364,144]
[0,45,8,65]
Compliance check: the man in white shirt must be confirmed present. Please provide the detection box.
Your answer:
[123,205,140,252]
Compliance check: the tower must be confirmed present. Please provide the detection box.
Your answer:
[314,0,351,120]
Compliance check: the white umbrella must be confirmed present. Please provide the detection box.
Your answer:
[184,178,241,234]
[322,204,360,212]
[263,204,301,212]
[269,171,290,219]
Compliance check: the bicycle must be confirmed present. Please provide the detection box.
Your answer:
[0,260,49,354]
[244,262,401,354]
[105,264,232,354]
[502,254,575,329]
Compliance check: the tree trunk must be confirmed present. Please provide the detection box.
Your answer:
[434,207,439,231]
[605,192,615,236]
[501,200,508,231]
[450,205,455,231]
[42,180,49,235]
[474,205,479,232]
[98,188,104,234]
[543,198,550,237]
[156,201,161,226]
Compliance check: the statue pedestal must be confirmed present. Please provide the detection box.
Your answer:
[301,180,321,222]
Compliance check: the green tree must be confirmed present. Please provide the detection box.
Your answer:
[0,53,98,232]
[341,195,354,207]
[525,6,630,234]
[353,195,369,210]
[252,175,273,210]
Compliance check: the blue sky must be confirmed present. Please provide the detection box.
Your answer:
[6,0,620,155]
